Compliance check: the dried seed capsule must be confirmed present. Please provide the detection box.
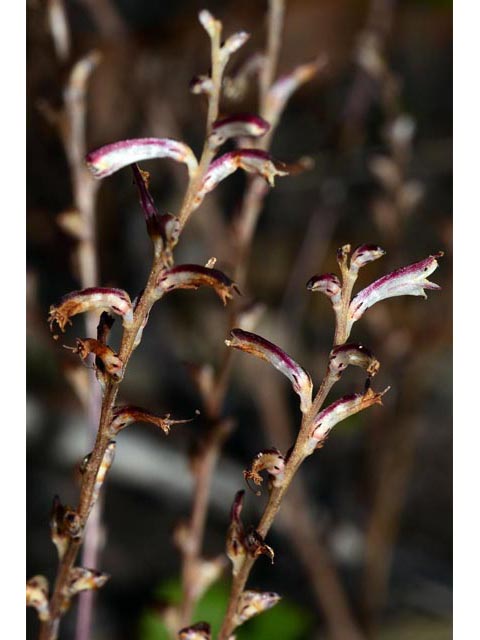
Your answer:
[328,343,380,378]
[225,329,312,413]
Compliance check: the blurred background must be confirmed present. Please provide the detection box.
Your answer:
[27,0,452,638]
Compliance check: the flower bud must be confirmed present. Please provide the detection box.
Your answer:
[350,244,386,272]
[225,329,312,413]
[209,114,270,148]
[306,273,342,307]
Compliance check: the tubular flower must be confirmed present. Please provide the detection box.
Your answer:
[232,590,281,629]
[328,343,380,378]
[209,114,270,148]
[225,329,312,413]
[110,405,191,436]
[346,252,443,337]
[155,264,240,305]
[69,338,124,381]
[307,387,389,454]
[64,567,110,598]
[86,137,198,180]
[49,287,134,333]
[193,150,288,210]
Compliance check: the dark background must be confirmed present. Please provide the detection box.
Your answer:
[27,0,452,638]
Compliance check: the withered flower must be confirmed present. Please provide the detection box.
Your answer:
[232,590,281,628]
[328,343,380,378]
[178,621,211,640]
[110,405,191,436]
[225,329,312,413]
[155,264,240,305]
[244,448,285,494]
[50,496,82,559]
[49,287,134,333]
[64,567,110,598]
[86,137,198,179]
[26,575,50,621]
[244,527,275,564]
[209,114,270,148]
[193,150,288,210]
[347,253,443,337]
[68,338,124,381]
[226,490,246,576]
[131,165,179,255]
[307,387,389,453]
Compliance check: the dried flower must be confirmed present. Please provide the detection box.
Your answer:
[49,287,134,333]
[226,490,246,576]
[232,590,281,628]
[131,165,180,255]
[110,405,191,436]
[26,575,50,621]
[67,338,124,381]
[349,244,386,272]
[50,496,82,559]
[64,567,110,598]
[193,150,288,210]
[307,387,389,453]
[244,448,286,494]
[86,137,198,180]
[178,622,211,640]
[347,253,443,337]
[209,114,270,148]
[328,343,380,378]
[244,527,275,564]
[225,329,312,413]
[155,264,240,305]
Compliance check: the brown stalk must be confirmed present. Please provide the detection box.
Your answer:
[217,275,362,640]
[177,0,286,627]
[39,22,226,636]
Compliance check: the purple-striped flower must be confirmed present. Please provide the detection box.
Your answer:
[110,405,191,436]
[307,387,388,453]
[155,264,239,305]
[193,149,288,209]
[86,138,198,180]
[209,114,270,148]
[233,590,281,628]
[328,343,380,378]
[225,329,312,413]
[49,287,134,333]
[347,253,443,336]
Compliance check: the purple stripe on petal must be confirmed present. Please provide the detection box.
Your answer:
[86,138,198,179]
[225,329,312,413]
[209,114,270,147]
[155,264,240,305]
